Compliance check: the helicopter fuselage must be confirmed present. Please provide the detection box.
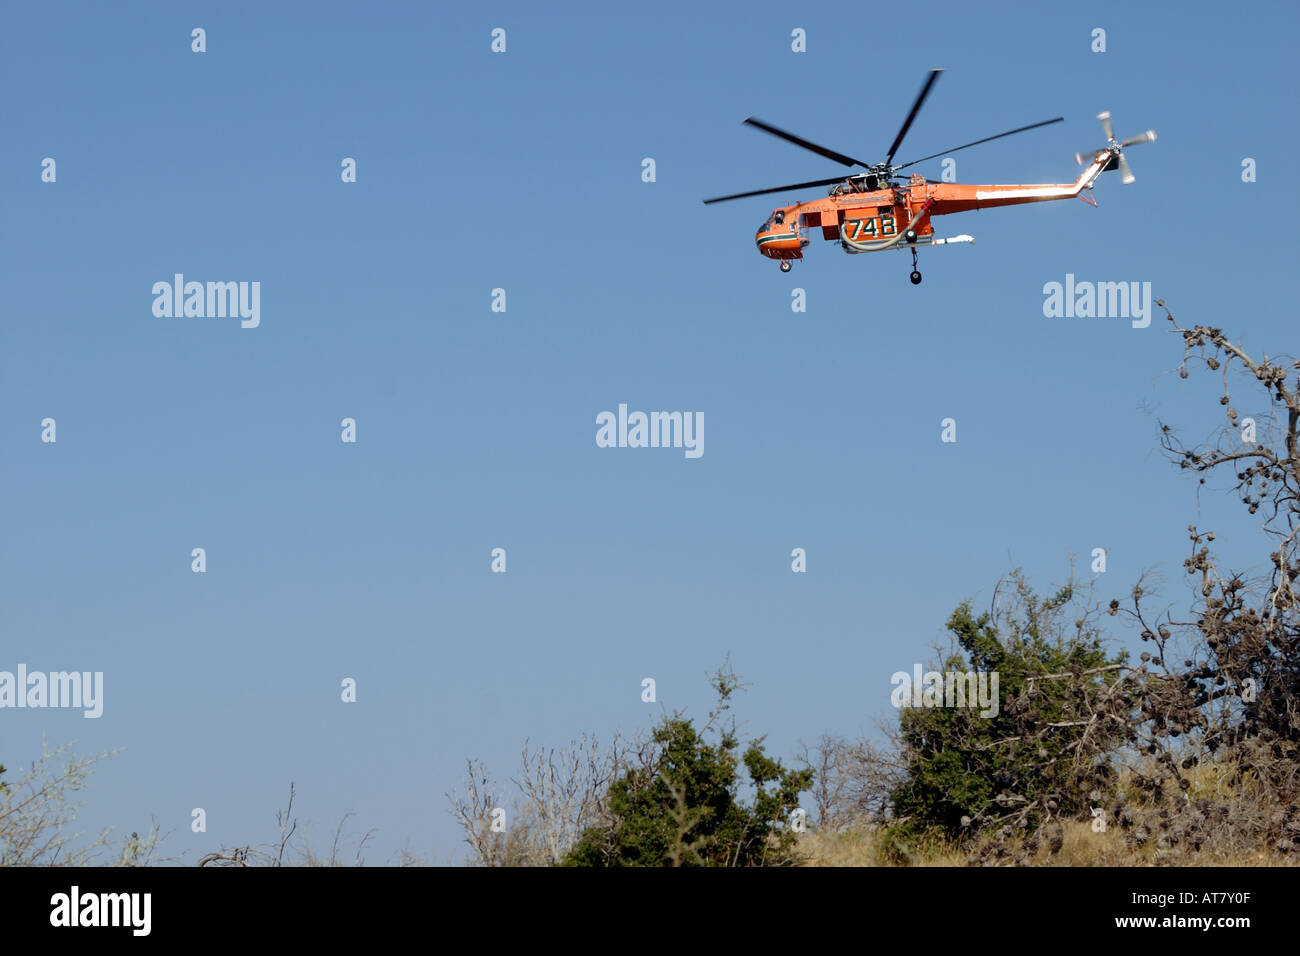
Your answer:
[755,153,1112,263]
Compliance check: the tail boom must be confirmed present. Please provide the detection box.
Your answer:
[926,153,1110,216]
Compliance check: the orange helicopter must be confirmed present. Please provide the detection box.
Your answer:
[704,69,1156,283]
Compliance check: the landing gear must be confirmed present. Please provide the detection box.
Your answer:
[908,247,922,285]
[779,260,792,273]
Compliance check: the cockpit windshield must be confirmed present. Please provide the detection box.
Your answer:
[758,216,773,232]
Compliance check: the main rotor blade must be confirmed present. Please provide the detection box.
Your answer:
[894,116,1065,171]
[884,69,942,165]
[702,176,852,205]
[742,117,872,168]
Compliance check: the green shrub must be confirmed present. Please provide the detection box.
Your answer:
[890,571,1131,839]
[562,663,812,866]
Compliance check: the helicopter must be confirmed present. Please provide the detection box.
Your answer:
[703,69,1156,284]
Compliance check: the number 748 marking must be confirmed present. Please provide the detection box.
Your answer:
[846,214,897,240]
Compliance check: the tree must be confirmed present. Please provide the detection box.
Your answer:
[0,738,160,866]
[562,661,813,867]
[884,305,1300,862]
[447,733,627,867]
[1122,305,1300,851]
[889,571,1132,844]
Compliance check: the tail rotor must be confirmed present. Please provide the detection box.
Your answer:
[1074,110,1156,184]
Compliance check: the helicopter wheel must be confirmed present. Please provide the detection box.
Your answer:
[910,270,922,285]
[779,261,792,273]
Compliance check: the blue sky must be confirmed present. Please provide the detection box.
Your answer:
[2,0,1297,864]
